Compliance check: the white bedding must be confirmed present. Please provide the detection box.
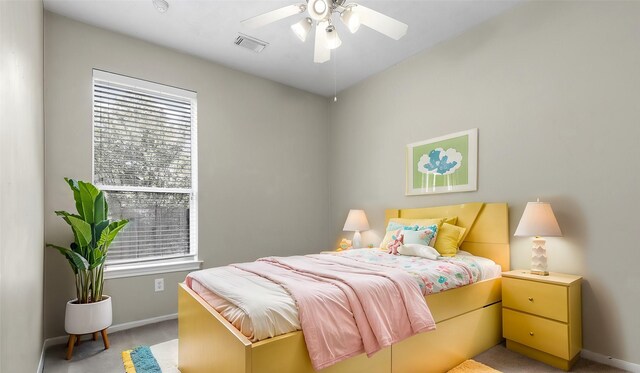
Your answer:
[187,267,300,342]
[457,250,503,280]
[186,249,501,342]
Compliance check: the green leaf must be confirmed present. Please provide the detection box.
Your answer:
[67,215,92,247]
[94,191,106,224]
[86,247,106,269]
[47,244,89,271]
[98,219,128,250]
[77,181,99,224]
[55,210,82,220]
[104,194,109,221]
[89,252,106,270]
[47,243,72,254]
[94,220,109,245]
[64,177,79,192]
[70,242,82,255]
[56,211,82,246]
[108,219,128,233]
[97,227,110,248]
[65,178,83,219]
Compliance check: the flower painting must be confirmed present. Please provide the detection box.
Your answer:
[406,129,478,195]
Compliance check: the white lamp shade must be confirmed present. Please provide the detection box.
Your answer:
[343,209,369,232]
[514,201,562,237]
[340,6,361,33]
[291,18,312,42]
[325,25,342,50]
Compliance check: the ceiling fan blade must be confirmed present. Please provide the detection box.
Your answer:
[241,4,305,30]
[314,21,330,64]
[356,5,408,40]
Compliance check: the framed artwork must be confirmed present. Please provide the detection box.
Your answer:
[406,128,478,195]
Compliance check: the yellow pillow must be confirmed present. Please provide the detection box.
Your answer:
[380,218,447,249]
[434,223,466,257]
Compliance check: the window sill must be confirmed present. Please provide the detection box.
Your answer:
[104,259,203,279]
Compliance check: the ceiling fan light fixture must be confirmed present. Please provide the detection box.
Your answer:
[152,0,169,13]
[291,17,312,42]
[241,1,408,63]
[341,6,360,33]
[308,0,330,21]
[313,0,326,13]
[325,25,342,50]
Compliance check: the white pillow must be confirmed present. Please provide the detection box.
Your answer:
[397,244,441,260]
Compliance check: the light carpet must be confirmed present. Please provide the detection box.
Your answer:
[447,359,503,373]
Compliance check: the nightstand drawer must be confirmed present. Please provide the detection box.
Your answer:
[503,277,568,322]
[503,309,569,359]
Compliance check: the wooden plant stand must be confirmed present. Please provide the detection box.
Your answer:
[65,328,110,360]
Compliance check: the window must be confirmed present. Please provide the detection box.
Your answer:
[92,70,200,278]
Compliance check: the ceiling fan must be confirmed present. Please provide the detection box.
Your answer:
[241,0,408,63]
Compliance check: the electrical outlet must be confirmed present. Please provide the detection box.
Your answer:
[154,278,164,292]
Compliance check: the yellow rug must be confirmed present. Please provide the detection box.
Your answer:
[447,359,502,373]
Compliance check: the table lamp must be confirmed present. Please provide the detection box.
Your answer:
[343,209,369,249]
[514,199,562,276]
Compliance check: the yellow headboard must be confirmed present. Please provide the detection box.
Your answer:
[385,202,510,270]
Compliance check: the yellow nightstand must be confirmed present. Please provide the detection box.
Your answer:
[502,270,582,371]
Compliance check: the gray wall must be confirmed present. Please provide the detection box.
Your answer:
[42,1,640,365]
[329,1,640,365]
[44,12,330,339]
[0,1,45,371]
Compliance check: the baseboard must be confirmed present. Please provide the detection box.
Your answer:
[107,312,178,334]
[37,339,47,373]
[581,349,640,373]
[37,313,178,372]
[38,334,69,372]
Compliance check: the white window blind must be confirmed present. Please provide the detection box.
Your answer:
[92,70,198,266]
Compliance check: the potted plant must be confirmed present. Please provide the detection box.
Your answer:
[47,178,128,354]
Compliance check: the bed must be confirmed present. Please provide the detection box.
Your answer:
[178,202,510,373]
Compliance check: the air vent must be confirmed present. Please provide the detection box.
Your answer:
[234,34,268,53]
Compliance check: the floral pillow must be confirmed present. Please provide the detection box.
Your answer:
[381,223,431,249]
[403,225,438,247]
[387,222,421,232]
[387,229,404,255]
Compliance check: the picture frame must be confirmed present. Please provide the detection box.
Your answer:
[406,128,478,195]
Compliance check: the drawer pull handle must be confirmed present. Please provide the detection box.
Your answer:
[529,332,534,336]
[528,297,534,302]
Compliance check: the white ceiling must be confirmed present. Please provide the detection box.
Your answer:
[43,0,522,97]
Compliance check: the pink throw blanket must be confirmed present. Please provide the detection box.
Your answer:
[232,255,436,370]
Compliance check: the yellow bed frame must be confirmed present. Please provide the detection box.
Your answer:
[178,202,509,373]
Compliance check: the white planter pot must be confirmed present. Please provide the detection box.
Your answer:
[64,295,112,335]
